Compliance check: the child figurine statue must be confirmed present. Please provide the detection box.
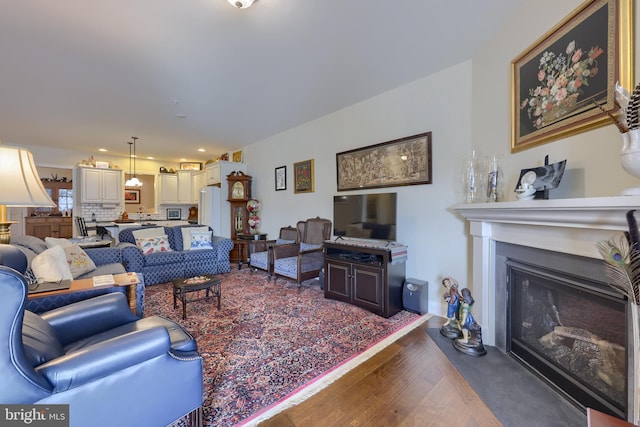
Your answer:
[439,277,463,339]
[452,288,486,356]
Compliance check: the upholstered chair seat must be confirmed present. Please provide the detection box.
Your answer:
[249,226,299,277]
[272,218,331,285]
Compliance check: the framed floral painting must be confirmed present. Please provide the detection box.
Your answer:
[511,0,633,152]
[293,159,314,194]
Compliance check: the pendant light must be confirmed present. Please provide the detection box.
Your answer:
[125,136,142,187]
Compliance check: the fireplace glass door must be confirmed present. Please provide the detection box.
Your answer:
[508,260,627,418]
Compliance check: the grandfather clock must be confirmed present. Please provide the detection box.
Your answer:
[226,171,252,241]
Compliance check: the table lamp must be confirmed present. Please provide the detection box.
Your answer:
[0,146,56,244]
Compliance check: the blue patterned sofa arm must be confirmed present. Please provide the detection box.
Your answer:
[212,236,233,273]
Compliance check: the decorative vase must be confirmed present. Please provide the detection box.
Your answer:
[246,199,261,234]
[620,129,640,196]
[460,151,481,203]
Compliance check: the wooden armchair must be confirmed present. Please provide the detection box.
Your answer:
[249,226,299,277]
[272,217,332,285]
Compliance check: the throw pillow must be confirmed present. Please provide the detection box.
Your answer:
[132,227,165,241]
[63,245,97,278]
[31,245,73,283]
[45,236,74,249]
[190,231,213,250]
[136,235,172,255]
[181,226,210,250]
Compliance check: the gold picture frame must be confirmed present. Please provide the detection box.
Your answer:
[294,159,314,194]
[511,0,633,152]
[180,162,202,171]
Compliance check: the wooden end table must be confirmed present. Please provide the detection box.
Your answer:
[28,272,140,315]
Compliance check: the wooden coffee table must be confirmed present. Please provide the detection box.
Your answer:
[173,275,221,320]
[28,272,140,315]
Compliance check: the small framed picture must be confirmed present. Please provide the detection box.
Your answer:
[275,165,286,191]
[294,159,314,194]
[180,162,202,171]
[124,189,140,204]
[232,150,243,162]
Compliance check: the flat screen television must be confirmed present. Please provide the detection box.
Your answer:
[333,193,397,241]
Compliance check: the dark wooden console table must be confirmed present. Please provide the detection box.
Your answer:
[324,239,406,318]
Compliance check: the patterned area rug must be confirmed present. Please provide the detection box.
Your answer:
[145,269,420,427]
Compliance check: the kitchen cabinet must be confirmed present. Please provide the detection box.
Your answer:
[324,241,405,318]
[158,171,193,204]
[77,167,122,205]
[192,171,206,203]
[205,161,245,186]
[25,216,73,239]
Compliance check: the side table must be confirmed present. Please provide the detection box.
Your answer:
[235,233,267,270]
[172,275,222,320]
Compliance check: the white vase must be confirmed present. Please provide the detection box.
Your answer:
[620,129,640,195]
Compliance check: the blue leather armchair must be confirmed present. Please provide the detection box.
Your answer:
[0,247,204,426]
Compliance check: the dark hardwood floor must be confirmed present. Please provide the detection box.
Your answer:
[258,316,502,427]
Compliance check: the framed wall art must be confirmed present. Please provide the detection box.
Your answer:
[275,165,286,191]
[124,189,140,204]
[180,162,202,171]
[293,159,314,194]
[511,0,633,152]
[336,132,432,192]
[232,150,243,162]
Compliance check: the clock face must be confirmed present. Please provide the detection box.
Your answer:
[231,181,245,199]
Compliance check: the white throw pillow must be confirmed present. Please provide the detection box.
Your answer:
[132,227,165,241]
[31,245,73,282]
[44,236,74,249]
[63,245,97,278]
[181,226,210,250]
[190,231,213,250]
[136,235,172,255]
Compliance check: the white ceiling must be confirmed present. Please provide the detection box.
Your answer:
[0,0,525,163]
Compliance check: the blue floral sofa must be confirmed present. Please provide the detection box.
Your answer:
[118,224,233,286]
[8,235,145,315]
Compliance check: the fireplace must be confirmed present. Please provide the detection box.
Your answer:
[454,196,640,424]
[500,243,627,418]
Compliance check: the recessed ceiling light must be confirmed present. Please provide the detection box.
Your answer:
[147,157,154,160]
[198,148,205,152]
[98,148,107,152]
[176,114,187,119]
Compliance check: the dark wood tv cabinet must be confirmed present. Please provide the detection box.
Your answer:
[324,239,406,318]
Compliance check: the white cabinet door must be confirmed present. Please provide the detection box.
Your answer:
[159,174,178,203]
[81,169,103,203]
[102,169,122,203]
[81,168,123,204]
[205,162,221,185]
[177,171,192,204]
[192,171,206,203]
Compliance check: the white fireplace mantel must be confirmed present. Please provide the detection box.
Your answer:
[453,196,640,346]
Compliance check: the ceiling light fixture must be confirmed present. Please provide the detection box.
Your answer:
[124,137,143,187]
[228,0,255,9]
